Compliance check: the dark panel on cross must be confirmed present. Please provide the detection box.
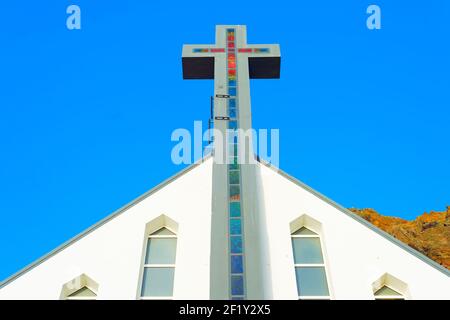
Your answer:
[182,57,281,79]
[249,57,281,79]
[182,57,215,79]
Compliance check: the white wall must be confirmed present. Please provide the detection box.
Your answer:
[259,163,450,300]
[0,159,213,300]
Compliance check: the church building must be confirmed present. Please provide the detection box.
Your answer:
[0,25,449,300]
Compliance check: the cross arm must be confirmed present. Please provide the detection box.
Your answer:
[182,45,224,79]
[241,44,281,79]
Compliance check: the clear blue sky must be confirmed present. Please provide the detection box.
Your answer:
[0,1,448,281]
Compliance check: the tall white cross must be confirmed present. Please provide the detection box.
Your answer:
[182,25,280,149]
[182,25,280,300]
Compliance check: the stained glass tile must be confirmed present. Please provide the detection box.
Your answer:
[231,275,244,295]
[230,202,241,217]
[230,236,242,253]
[229,108,237,118]
[231,255,243,274]
[230,185,240,198]
[229,170,240,184]
[254,48,270,53]
[228,69,236,76]
[229,87,237,96]
[229,80,236,86]
[229,99,236,108]
[230,218,242,235]
[193,48,208,53]
[229,121,238,130]
[230,195,240,202]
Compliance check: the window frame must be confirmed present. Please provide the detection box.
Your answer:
[291,228,331,300]
[65,286,97,300]
[139,227,177,300]
[374,285,405,300]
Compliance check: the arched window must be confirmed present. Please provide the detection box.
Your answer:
[291,227,330,300]
[372,273,408,300]
[140,227,177,299]
[60,273,98,300]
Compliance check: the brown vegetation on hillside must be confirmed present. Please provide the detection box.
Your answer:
[349,207,450,270]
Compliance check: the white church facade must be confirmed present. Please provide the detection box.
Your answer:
[0,25,449,300]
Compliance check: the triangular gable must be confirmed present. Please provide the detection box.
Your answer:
[0,155,212,289]
[257,157,450,277]
[1,154,447,291]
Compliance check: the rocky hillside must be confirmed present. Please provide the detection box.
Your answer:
[349,207,450,270]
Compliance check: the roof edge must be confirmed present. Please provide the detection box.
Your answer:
[257,157,450,277]
[0,155,212,289]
